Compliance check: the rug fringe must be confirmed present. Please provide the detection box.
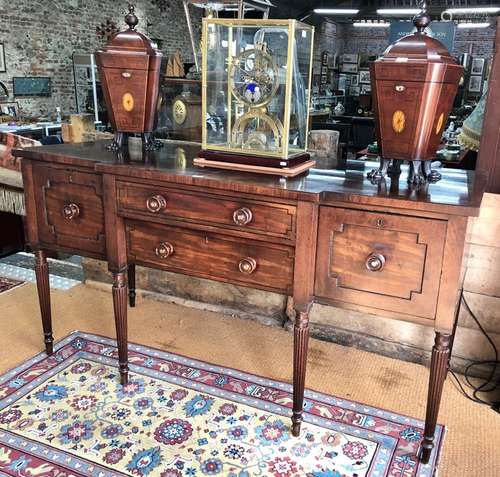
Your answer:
[0,188,25,216]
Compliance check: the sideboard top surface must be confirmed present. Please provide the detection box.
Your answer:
[15,141,485,216]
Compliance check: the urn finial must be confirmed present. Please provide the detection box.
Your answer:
[125,4,139,30]
[413,1,431,34]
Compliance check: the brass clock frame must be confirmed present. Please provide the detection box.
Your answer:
[201,18,314,160]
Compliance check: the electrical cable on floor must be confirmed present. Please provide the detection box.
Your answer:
[448,291,500,411]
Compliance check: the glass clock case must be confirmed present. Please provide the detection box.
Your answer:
[202,19,314,161]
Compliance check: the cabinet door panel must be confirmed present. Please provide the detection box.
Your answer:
[33,165,106,257]
[315,207,446,319]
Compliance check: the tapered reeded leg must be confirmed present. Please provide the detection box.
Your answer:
[420,332,452,464]
[112,271,129,385]
[292,310,310,437]
[128,264,136,308]
[34,250,53,355]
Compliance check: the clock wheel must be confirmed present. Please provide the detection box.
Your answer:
[229,47,279,107]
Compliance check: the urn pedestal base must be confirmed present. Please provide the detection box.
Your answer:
[368,158,442,185]
[106,132,164,152]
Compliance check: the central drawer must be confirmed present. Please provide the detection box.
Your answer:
[117,181,296,240]
[126,221,294,293]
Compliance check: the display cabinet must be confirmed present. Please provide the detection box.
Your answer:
[201,19,314,166]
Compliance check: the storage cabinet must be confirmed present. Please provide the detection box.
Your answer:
[315,206,447,319]
[32,164,106,258]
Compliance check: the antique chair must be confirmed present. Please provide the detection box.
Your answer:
[0,133,40,256]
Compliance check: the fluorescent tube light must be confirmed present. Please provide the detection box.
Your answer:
[457,22,491,29]
[445,7,500,14]
[377,8,421,15]
[314,8,359,15]
[353,22,390,27]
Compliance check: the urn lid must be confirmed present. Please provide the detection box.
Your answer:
[379,9,456,64]
[99,4,161,57]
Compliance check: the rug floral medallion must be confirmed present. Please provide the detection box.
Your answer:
[0,332,444,477]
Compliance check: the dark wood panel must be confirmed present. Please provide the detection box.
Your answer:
[315,207,447,319]
[126,221,294,293]
[116,181,296,240]
[32,164,106,257]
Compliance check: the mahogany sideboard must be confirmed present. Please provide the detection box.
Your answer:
[15,141,485,464]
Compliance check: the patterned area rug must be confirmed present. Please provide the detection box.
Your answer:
[0,332,444,477]
[0,276,23,294]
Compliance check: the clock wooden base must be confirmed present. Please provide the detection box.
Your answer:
[194,157,315,177]
[198,150,310,169]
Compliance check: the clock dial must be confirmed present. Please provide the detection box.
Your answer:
[229,48,279,107]
[392,110,406,134]
[173,99,187,125]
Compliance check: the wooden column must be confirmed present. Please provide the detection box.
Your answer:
[291,201,319,436]
[420,332,452,464]
[128,263,136,308]
[113,271,129,385]
[34,250,53,355]
[292,308,310,436]
[103,174,129,386]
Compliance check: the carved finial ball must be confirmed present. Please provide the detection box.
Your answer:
[125,4,139,30]
[413,10,431,33]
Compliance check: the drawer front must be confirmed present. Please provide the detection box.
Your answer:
[126,221,294,293]
[117,181,296,240]
[33,165,106,257]
[315,207,446,319]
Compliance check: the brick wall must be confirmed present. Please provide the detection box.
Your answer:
[0,0,201,119]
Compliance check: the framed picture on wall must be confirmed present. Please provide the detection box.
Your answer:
[350,74,359,87]
[338,74,349,91]
[0,43,5,73]
[341,63,359,74]
[468,75,483,93]
[471,58,485,75]
[321,51,329,66]
[349,86,360,96]
[331,53,339,69]
[0,101,19,117]
[359,70,371,84]
[360,84,372,94]
[342,53,359,64]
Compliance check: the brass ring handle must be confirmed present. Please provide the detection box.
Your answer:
[365,253,386,272]
[238,257,257,275]
[62,203,80,220]
[233,207,253,226]
[155,242,174,259]
[146,195,167,213]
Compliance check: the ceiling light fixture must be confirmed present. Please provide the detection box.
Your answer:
[313,8,359,15]
[353,21,390,27]
[377,8,421,16]
[457,22,492,29]
[444,7,500,14]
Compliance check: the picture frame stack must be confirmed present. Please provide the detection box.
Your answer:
[468,57,487,95]
[338,54,373,97]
